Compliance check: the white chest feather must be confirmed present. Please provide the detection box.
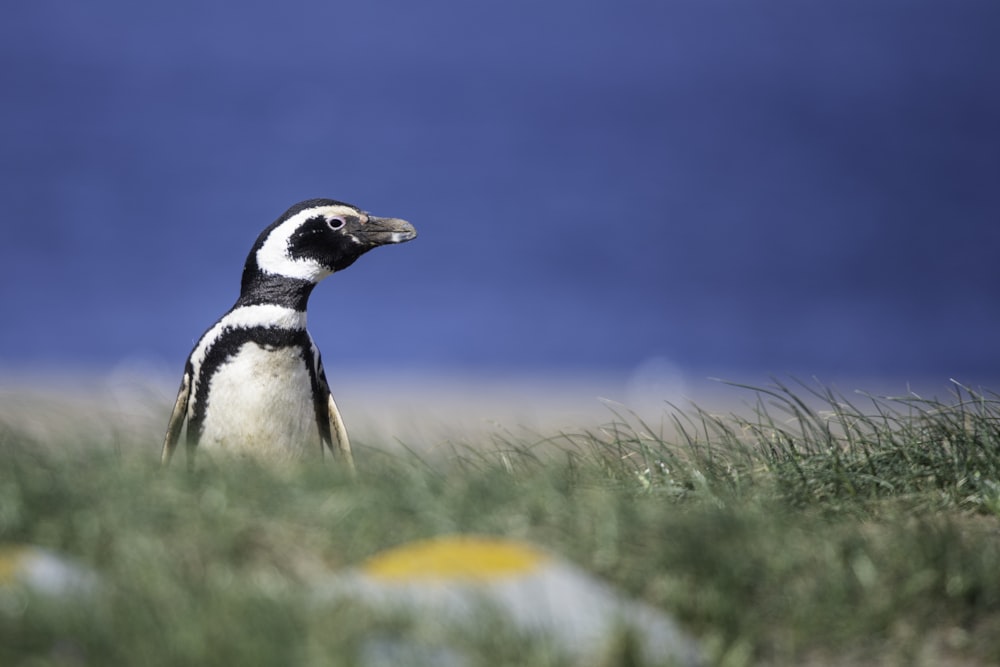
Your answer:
[196,342,321,458]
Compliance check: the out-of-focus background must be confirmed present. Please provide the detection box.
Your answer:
[2,1,999,436]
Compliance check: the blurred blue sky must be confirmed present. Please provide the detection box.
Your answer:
[2,1,999,384]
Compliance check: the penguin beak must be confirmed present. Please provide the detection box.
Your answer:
[357,216,418,247]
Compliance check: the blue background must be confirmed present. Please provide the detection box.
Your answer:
[3,1,999,385]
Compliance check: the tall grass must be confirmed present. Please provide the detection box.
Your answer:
[534,379,1000,511]
[2,379,999,665]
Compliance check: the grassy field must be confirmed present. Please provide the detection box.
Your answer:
[2,378,1000,666]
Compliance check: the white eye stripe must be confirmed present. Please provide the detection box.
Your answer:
[256,205,358,281]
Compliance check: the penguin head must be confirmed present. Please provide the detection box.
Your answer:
[250,198,417,283]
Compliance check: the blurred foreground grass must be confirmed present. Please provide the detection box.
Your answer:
[2,379,1000,666]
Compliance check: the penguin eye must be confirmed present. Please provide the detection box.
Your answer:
[326,217,346,231]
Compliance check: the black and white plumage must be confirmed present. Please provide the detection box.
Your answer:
[161,198,416,470]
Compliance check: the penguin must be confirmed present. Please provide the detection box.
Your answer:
[161,198,417,470]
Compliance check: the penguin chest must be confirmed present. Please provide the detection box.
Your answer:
[197,342,321,458]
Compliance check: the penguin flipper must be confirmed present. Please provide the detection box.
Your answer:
[327,392,354,474]
[161,370,191,467]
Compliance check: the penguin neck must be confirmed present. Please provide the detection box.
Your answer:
[235,269,318,312]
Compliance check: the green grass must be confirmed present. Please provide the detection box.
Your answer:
[2,379,1000,666]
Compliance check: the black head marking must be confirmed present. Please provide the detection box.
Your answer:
[236,198,417,309]
[286,212,369,273]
